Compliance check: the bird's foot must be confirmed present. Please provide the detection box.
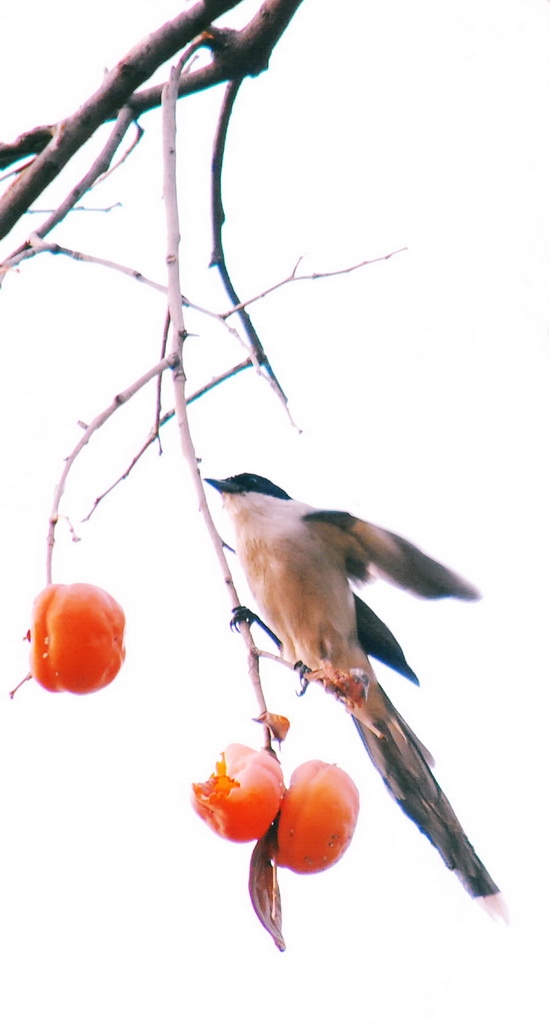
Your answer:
[306,663,372,711]
[294,661,313,696]
[230,606,282,649]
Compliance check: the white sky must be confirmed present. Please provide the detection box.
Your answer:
[1,1,549,1021]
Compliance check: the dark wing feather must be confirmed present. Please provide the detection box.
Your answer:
[304,510,480,600]
[353,594,419,685]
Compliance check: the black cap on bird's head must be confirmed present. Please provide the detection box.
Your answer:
[205,473,291,500]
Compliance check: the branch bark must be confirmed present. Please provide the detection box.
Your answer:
[0,1,237,238]
[0,107,138,281]
[0,0,305,241]
[210,79,289,408]
[81,358,253,523]
[46,354,178,583]
[162,56,270,734]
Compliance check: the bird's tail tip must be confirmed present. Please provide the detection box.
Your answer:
[477,892,509,924]
[352,692,502,909]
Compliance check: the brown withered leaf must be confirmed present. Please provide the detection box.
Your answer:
[248,832,286,951]
[252,711,291,744]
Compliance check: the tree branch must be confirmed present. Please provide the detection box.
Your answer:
[162,55,271,737]
[0,106,138,282]
[12,234,252,354]
[210,80,296,426]
[0,0,306,240]
[0,0,235,238]
[222,248,409,316]
[81,358,252,522]
[46,354,178,583]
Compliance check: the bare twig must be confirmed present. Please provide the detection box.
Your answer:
[27,203,123,215]
[0,106,137,282]
[162,57,270,735]
[46,354,177,583]
[0,1,235,236]
[19,233,405,328]
[223,247,409,316]
[9,234,274,401]
[0,159,34,184]
[9,236,266,377]
[155,311,172,455]
[16,234,173,293]
[16,233,401,456]
[92,122,144,188]
[187,357,252,403]
[81,357,252,522]
[11,236,242,342]
[0,107,137,284]
[210,79,294,424]
[0,0,306,239]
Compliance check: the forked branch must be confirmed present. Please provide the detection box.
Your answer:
[46,355,178,583]
[0,0,305,241]
[162,57,274,737]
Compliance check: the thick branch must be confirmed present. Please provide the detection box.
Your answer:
[131,0,305,114]
[0,0,235,238]
[0,0,305,240]
[0,107,137,281]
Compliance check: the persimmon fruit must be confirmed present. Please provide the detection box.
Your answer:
[29,582,126,694]
[274,760,360,873]
[191,743,285,842]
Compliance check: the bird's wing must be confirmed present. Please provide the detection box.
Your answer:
[303,510,480,600]
[353,594,419,685]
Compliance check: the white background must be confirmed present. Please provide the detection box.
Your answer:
[1,1,548,1021]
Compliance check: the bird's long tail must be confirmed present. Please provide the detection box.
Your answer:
[353,683,501,903]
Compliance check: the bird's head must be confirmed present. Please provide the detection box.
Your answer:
[205,473,291,501]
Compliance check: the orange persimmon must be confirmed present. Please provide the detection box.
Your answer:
[191,743,285,843]
[274,760,359,874]
[29,583,126,694]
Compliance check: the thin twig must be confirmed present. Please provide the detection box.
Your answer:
[0,159,35,183]
[92,122,144,188]
[46,354,177,583]
[223,247,409,316]
[162,58,270,736]
[210,79,294,425]
[0,0,306,239]
[81,357,252,522]
[155,310,172,455]
[18,236,404,321]
[256,649,297,672]
[12,234,273,379]
[1,106,137,282]
[0,1,239,237]
[19,234,172,293]
[27,203,123,215]
[187,358,252,403]
[14,235,246,346]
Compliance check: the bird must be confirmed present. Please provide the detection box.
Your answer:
[205,471,503,911]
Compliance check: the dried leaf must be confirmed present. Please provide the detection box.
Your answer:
[248,833,286,951]
[252,711,291,744]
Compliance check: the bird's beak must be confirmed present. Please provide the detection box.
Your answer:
[204,477,241,494]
